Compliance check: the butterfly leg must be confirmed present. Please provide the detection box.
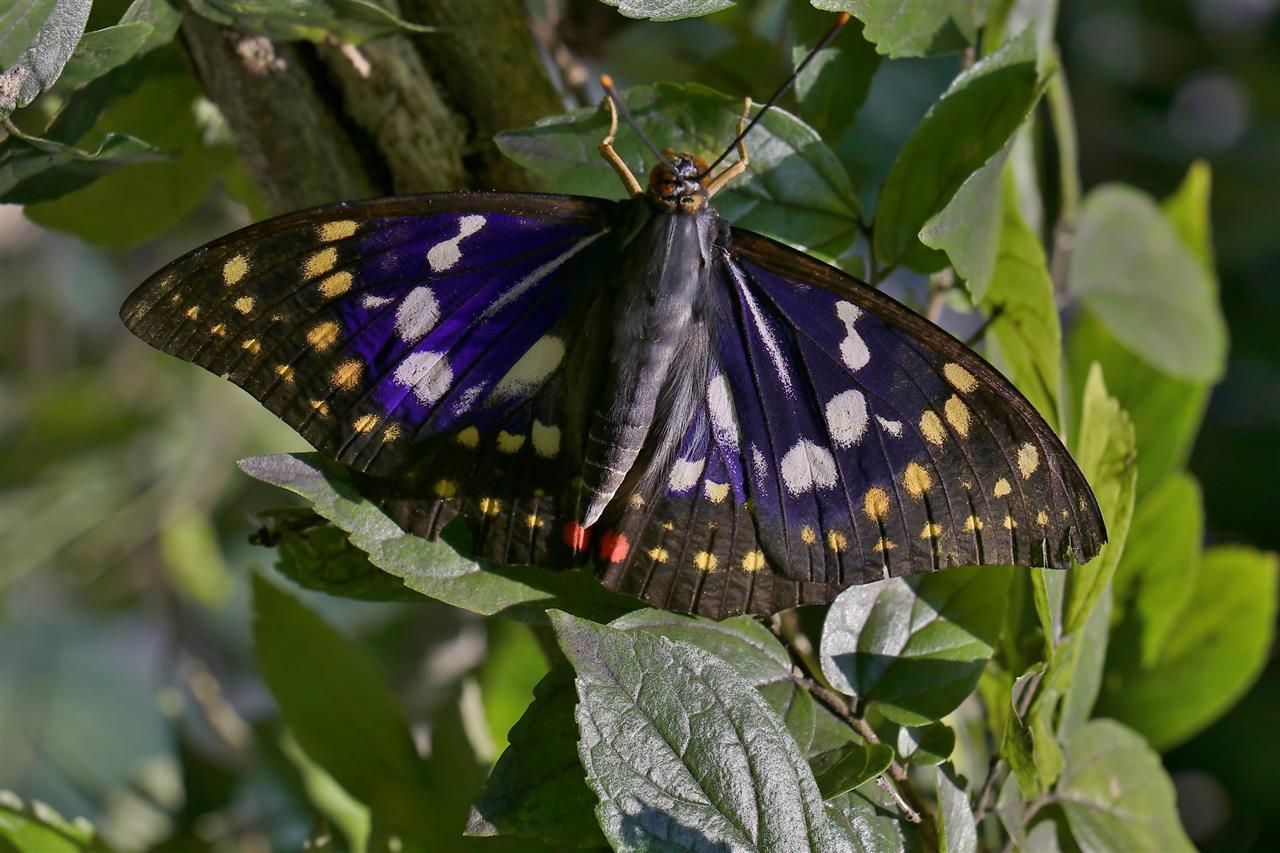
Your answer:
[599,95,644,197]
[705,98,752,197]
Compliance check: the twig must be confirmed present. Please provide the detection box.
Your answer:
[973,668,1046,824]
[964,304,1005,347]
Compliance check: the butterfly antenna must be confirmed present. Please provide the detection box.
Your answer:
[600,74,676,172]
[699,12,851,179]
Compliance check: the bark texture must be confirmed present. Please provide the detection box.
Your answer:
[179,0,560,215]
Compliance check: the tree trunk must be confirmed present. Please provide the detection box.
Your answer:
[178,0,560,215]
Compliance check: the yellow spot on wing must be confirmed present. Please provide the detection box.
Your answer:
[1036,510,1049,526]
[307,321,340,351]
[310,399,330,417]
[920,410,946,445]
[873,538,896,552]
[662,521,675,531]
[223,254,249,286]
[921,522,943,540]
[185,306,200,320]
[993,478,1012,498]
[863,487,891,520]
[241,338,261,354]
[319,271,353,298]
[800,525,817,545]
[628,494,645,508]
[1003,515,1017,529]
[693,551,717,572]
[497,431,526,453]
[233,296,255,314]
[275,364,295,382]
[826,531,848,552]
[648,547,669,563]
[1017,443,1040,478]
[331,359,362,390]
[964,515,984,531]
[524,513,544,529]
[944,395,971,437]
[434,479,456,498]
[902,462,932,498]
[353,413,379,433]
[741,550,766,572]
[943,362,978,392]
[479,497,501,516]
[303,247,338,280]
[455,426,480,448]
[704,481,729,503]
[381,423,401,442]
[210,323,227,337]
[319,220,359,242]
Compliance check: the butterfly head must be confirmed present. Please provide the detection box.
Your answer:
[647,149,709,214]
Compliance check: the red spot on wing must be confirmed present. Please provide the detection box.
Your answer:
[598,529,629,563]
[562,521,591,552]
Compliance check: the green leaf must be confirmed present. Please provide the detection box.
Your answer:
[1063,364,1136,636]
[934,765,976,853]
[23,45,234,245]
[820,566,1013,726]
[791,5,880,143]
[466,665,606,848]
[497,81,862,260]
[0,0,59,71]
[815,0,978,58]
[240,453,637,623]
[812,741,894,800]
[475,620,552,755]
[1066,314,1208,498]
[1109,473,1202,665]
[277,729,371,853]
[1098,545,1278,750]
[874,29,1039,266]
[550,610,848,851]
[0,0,90,117]
[982,170,1062,426]
[54,21,153,90]
[0,127,162,204]
[265,512,426,601]
[0,790,113,853]
[999,663,1063,798]
[1054,583,1111,738]
[1161,159,1214,275]
[1024,821,1064,852]
[1067,184,1226,382]
[893,721,955,766]
[919,141,1013,302]
[187,0,434,44]
[1056,720,1194,852]
[826,781,926,852]
[251,574,433,842]
[599,0,734,21]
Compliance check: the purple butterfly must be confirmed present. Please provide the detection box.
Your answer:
[121,51,1104,620]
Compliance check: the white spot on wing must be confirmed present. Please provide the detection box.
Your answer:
[876,416,903,437]
[751,445,769,483]
[532,420,561,458]
[452,383,486,415]
[825,389,868,448]
[707,374,739,448]
[835,300,870,371]
[668,457,706,493]
[481,233,604,322]
[493,336,565,400]
[780,440,838,496]
[427,214,485,272]
[361,294,393,309]
[395,286,439,344]
[393,350,453,405]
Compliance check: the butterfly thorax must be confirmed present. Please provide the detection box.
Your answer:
[646,150,710,214]
[579,183,724,526]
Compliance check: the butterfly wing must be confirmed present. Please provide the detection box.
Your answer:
[122,192,613,480]
[596,228,1106,618]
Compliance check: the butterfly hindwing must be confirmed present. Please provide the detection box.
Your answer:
[122,193,613,478]
[593,228,1106,619]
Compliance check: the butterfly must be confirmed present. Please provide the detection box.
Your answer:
[121,51,1105,620]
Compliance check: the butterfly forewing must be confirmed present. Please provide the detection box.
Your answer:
[122,193,612,477]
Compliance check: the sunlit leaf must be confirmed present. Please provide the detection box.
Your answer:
[811,741,894,800]
[0,790,113,853]
[934,765,976,853]
[54,21,152,90]
[599,0,734,21]
[820,566,1013,726]
[814,0,977,58]
[0,0,90,117]
[0,127,161,204]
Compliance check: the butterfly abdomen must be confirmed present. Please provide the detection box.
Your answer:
[580,205,721,526]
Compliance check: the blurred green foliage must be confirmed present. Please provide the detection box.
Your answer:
[2,0,1277,851]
